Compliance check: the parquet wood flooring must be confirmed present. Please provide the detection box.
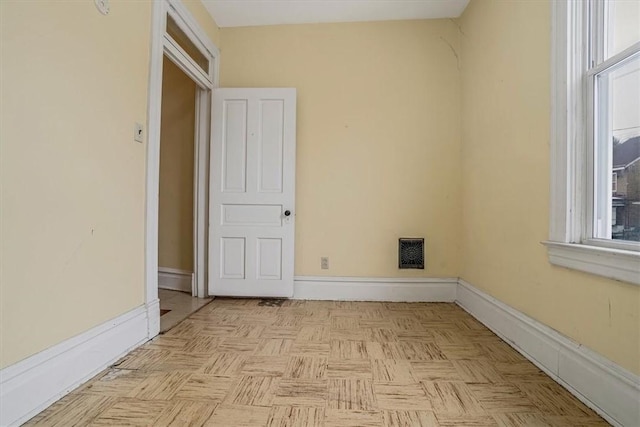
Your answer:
[25,299,608,426]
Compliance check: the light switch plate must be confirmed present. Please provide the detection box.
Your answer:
[134,123,144,143]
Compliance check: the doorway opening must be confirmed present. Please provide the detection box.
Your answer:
[145,0,219,338]
[158,56,211,332]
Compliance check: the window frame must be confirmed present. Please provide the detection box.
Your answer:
[545,0,640,286]
[612,171,617,194]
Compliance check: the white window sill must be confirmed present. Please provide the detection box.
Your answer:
[543,241,640,286]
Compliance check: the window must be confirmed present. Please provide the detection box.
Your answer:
[590,0,640,244]
[166,14,209,72]
[546,0,640,285]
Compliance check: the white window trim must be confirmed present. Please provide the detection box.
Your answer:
[612,172,617,194]
[545,0,640,286]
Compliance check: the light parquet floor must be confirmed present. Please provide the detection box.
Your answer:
[25,299,609,426]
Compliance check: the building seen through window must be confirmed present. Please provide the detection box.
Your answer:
[597,1,640,241]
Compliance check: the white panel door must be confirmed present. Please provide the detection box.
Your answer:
[209,88,296,297]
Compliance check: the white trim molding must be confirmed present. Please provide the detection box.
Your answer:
[293,276,457,302]
[549,0,588,244]
[1,277,637,427]
[0,306,149,427]
[167,0,220,84]
[547,0,640,286]
[158,267,194,293]
[543,241,640,285]
[146,298,160,340]
[457,279,640,427]
[145,0,220,339]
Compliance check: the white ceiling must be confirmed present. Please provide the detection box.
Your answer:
[203,0,471,28]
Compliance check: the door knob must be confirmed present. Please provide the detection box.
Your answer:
[284,210,291,217]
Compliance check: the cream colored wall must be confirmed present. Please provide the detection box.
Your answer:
[4,0,635,383]
[459,0,640,375]
[0,0,219,370]
[220,20,462,278]
[0,1,150,369]
[159,57,196,272]
[183,0,221,47]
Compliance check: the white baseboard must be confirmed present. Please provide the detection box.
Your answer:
[2,276,637,427]
[293,276,457,302]
[456,279,640,427]
[0,305,150,427]
[158,267,193,293]
[147,298,160,339]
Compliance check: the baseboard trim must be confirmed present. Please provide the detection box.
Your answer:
[3,277,636,426]
[293,276,457,302]
[0,305,150,427]
[146,297,160,339]
[158,267,193,293]
[456,279,640,427]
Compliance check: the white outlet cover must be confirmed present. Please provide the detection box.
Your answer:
[95,0,110,15]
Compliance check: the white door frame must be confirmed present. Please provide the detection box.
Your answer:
[145,0,219,338]
[192,85,211,298]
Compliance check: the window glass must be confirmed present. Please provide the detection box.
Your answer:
[594,53,640,241]
[606,0,640,59]
[166,14,209,72]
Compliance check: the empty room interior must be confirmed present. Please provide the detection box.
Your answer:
[1,0,639,426]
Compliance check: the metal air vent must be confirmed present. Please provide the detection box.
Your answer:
[399,238,424,269]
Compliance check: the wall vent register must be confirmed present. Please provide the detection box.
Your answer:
[398,238,424,269]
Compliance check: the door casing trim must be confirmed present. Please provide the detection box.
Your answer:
[146,0,219,338]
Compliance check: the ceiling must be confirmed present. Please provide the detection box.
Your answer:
[203,0,471,28]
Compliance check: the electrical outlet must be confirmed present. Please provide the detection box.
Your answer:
[321,257,329,269]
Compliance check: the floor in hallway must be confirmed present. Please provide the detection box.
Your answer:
[25,299,608,426]
[159,288,212,333]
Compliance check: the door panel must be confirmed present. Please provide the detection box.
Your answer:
[257,238,282,280]
[221,100,248,193]
[220,237,245,279]
[221,204,282,227]
[209,88,296,297]
[258,100,285,193]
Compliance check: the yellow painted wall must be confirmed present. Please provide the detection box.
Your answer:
[2,0,636,383]
[0,1,218,369]
[220,20,462,278]
[459,0,640,374]
[183,0,221,47]
[0,1,150,369]
[159,57,196,272]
